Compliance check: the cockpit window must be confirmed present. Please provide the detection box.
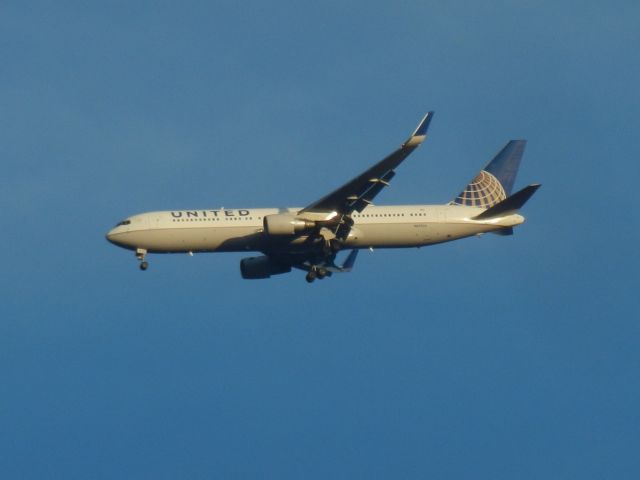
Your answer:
[116,220,131,227]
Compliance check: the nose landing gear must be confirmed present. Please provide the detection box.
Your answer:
[136,248,149,271]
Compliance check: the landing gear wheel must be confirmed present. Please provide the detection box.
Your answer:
[317,268,327,279]
[306,270,317,283]
[135,248,148,271]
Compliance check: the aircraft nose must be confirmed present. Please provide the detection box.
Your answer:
[106,229,118,244]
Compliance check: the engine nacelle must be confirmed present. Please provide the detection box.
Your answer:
[263,213,315,236]
[240,256,292,279]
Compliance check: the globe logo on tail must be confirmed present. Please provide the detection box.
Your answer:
[453,170,506,209]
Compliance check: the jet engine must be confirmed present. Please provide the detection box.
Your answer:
[263,213,315,235]
[240,256,292,279]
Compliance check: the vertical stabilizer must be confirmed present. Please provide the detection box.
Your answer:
[452,140,526,209]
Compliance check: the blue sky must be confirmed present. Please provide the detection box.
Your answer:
[1,1,639,478]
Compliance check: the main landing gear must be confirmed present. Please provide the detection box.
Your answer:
[305,267,328,283]
[316,227,342,257]
[136,248,149,271]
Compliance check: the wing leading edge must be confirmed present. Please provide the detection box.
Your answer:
[300,112,434,215]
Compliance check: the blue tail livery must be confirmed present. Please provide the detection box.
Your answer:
[452,140,527,209]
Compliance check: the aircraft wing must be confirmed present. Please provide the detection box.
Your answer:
[300,112,434,215]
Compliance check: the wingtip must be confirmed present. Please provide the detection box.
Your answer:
[413,111,434,137]
[341,249,359,271]
[405,111,434,147]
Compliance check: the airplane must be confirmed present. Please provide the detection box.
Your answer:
[106,112,540,283]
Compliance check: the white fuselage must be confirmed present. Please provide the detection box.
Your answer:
[106,204,524,254]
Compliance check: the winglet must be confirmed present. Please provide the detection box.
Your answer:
[404,111,434,147]
[340,249,359,271]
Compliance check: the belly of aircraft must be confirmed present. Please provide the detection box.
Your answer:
[124,220,497,254]
[128,226,260,253]
[344,222,496,248]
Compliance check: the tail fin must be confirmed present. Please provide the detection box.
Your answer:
[451,140,526,209]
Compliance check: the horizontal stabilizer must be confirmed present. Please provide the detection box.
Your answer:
[473,184,541,220]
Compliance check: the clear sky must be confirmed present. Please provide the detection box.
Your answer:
[2,1,639,478]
